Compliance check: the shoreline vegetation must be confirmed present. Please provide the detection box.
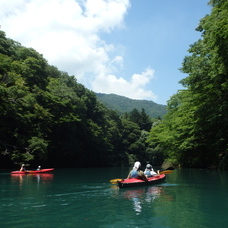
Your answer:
[1,0,228,170]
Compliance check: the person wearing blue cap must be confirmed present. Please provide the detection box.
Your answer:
[144,164,159,177]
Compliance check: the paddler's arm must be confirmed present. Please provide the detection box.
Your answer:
[138,170,148,182]
[126,171,131,179]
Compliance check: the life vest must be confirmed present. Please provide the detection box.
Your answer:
[144,170,152,177]
[130,169,139,178]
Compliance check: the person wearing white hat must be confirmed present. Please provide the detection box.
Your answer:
[20,164,26,171]
[127,161,148,181]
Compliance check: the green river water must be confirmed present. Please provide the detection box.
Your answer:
[0,167,228,228]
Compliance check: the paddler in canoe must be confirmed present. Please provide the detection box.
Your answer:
[144,164,159,178]
[127,161,148,182]
[19,164,26,171]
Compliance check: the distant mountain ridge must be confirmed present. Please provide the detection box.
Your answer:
[96,93,167,118]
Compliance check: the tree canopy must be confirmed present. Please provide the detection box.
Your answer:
[1,0,228,169]
[0,30,157,168]
[148,0,228,169]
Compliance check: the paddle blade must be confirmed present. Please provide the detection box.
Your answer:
[159,170,173,175]
[110,178,123,184]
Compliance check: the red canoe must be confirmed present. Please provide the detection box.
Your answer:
[117,174,166,188]
[11,168,54,174]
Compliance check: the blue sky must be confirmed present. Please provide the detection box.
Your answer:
[0,0,211,105]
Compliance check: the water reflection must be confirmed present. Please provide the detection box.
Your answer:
[123,186,162,214]
[111,185,173,215]
[11,173,54,186]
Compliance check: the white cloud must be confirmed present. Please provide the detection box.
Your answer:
[92,67,157,100]
[0,0,157,101]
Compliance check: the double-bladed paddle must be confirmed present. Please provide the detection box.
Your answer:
[110,178,123,184]
[159,170,173,174]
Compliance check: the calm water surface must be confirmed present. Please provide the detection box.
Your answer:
[0,167,228,228]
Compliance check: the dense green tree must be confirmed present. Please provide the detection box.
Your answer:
[148,0,228,169]
[139,108,153,131]
[128,108,152,131]
[180,0,228,168]
[4,0,228,170]
[0,31,18,56]
[0,30,149,168]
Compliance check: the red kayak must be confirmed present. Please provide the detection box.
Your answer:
[117,174,166,188]
[11,168,54,174]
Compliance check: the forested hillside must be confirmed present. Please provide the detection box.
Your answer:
[148,0,228,169]
[1,0,227,170]
[96,93,167,118]
[0,30,163,169]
